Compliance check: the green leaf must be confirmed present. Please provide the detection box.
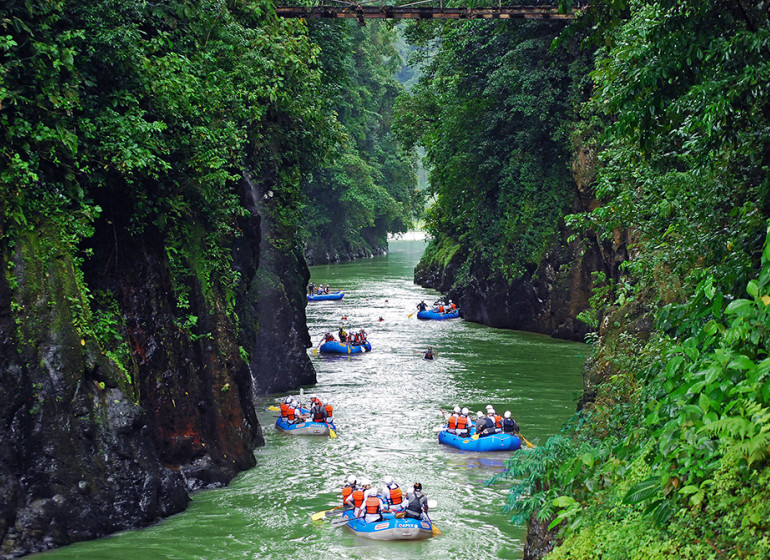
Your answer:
[622,477,660,505]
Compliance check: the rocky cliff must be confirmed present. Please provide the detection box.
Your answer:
[0,174,315,558]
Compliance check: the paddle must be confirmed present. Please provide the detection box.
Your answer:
[331,515,353,528]
[268,405,280,412]
[312,336,325,355]
[425,511,442,537]
[329,426,338,439]
[517,431,535,448]
[311,505,340,521]
[407,311,415,318]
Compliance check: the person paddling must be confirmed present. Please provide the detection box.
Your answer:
[341,475,357,509]
[404,483,429,520]
[417,300,427,312]
[423,346,436,360]
[382,476,406,513]
[502,411,519,434]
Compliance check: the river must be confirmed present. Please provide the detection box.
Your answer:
[36,239,586,560]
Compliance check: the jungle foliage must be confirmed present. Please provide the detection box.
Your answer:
[0,0,340,385]
[490,1,770,558]
[302,21,423,258]
[394,17,593,283]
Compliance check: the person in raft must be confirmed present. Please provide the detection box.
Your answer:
[382,476,406,513]
[457,407,472,437]
[475,411,496,437]
[308,281,315,295]
[423,346,436,359]
[502,411,519,434]
[403,483,429,520]
[341,475,357,509]
[309,398,327,423]
[417,300,428,312]
[338,326,347,342]
[360,488,390,523]
[346,478,375,518]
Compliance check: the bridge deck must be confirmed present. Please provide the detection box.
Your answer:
[275,6,576,20]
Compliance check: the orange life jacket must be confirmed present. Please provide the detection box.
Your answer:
[457,415,469,430]
[494,415,502,429]
[451,303,457,310]
[365,496,381,514]
[325,404,333,417]
[438,305,445,312]
[280,402,290,418]
[286,407,297,421]
[447,415,458,430]
[389,486,403,505]
[351,489,365,508]
[342,486,353,504]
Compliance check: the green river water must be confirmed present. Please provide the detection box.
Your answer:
[36,239,586,560]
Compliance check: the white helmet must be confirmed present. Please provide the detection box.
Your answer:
[477,411,484,418]
[347,474,356,485]
[383,475,393,485]
[485,404,493,410]
[360,477,371,487]
[504,411,511,419]
[284,396,292,403]
[462,407,469,415]
[489,408,496,415]
[453,406,461,414]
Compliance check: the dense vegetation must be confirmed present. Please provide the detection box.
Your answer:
[394,15,591,283]
[302,21,423,261]
[1,0,341,379]
[484,1,770,558]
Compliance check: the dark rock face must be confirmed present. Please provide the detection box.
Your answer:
[0,172,315,556]
[415,187,628,342]
[305,229,387,266]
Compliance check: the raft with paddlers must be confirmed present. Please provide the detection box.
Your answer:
[333,509,434,540]
[438,429,521,452]
[307,291,344,301]
[319,340,371,354]
[417,309,459,320]
[275,407,337,436]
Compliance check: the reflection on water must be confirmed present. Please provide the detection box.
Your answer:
[36,239,586,560]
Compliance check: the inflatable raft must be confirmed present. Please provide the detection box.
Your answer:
[416,309,459,320]
[307,291,344,301]
[438,429,521,452]
[339,510,433,540]
[276,408,336,436]
[319,340,371,354]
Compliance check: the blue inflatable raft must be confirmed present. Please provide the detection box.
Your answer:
[319,340,371,354]
[307,291,344,301]
[416,309,459,320]
[276,408,336,436]
[338,510,433,540]
[438,429,521,452]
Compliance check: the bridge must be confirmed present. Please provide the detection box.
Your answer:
[275,1,582,21]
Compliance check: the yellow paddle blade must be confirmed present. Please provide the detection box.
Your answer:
[432,525,442,536]
[311,510,328,521]
[268,406,280,411]
[329,427,337,439]
[471,433,480,440]
[408,312,414,318]
[313,348,318,354]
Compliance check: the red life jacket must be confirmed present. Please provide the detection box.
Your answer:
[342,486,353,504]
[457,415,469,430]
[351,489,365,508]
[389,486,403,505]
[447,415,458,430]
[312,407,325,423]
[365,496,380,514]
